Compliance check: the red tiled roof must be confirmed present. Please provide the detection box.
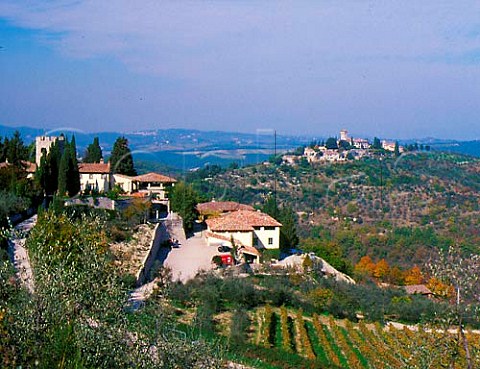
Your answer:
[133,172,177,183]
[23,161,37,173]
[206,210,282,232]
[239,245,261,257]
[197,201,254,214]
[404,285,432,295]
[0,161,37,172]
[78,162,111,174]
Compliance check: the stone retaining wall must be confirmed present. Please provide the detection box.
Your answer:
[136,222,169,286]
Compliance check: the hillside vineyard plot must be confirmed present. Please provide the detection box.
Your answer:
[248,306,480,369]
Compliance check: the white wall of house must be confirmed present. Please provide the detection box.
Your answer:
[80,173,111,193]
[253,226,280,249]
[207,230,253,247]
[113,175,135,193]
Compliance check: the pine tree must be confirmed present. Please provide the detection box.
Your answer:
[109,136,136,176]
[6,131,28,167]
[83,137,103,163]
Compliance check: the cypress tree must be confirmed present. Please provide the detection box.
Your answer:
[57,143,70,196]
[68,135,81,196]
[394,141,400,157]
[279,206,299,252]
[46,140,62,195]
[0,136,4,162]
[372,137,382,150]
[36,151,48,194]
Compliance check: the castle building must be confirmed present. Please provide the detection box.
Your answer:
[35,135,65,166]
[340,129,349,142]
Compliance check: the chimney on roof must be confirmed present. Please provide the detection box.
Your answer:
[99,158,104,164]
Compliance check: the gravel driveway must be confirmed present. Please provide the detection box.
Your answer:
[162,218,219,283]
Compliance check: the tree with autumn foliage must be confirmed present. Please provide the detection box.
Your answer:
[374,259,390,279]
[354,256,376,277]
[404,265,424,285]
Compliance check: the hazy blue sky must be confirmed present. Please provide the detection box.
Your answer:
[1,1,479,140]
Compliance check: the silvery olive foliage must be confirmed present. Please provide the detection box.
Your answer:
[0,210,221,368]
[425,246,480,369]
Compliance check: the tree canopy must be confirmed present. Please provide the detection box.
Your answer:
[0,131,29,167]
[170,182,198,233]
[83,137,103,163]
[325,137,338,150]
[109,136,136,176]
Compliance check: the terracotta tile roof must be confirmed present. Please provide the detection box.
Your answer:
[23,161,37,173]
[0,161,37,172]
[206,210,282,232]
[238,245,261,257]
[133,172,177,183]
[197,201,255,214]
[404,285,432,295]
[78,162,111,174]
[113,173,134,180]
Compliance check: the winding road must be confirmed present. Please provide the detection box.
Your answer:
[8,214,37,293]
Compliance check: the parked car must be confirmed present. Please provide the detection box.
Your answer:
[217,245,232,253]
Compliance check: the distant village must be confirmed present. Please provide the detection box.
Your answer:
[282,129,408,165]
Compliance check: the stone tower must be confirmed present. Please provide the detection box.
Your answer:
[340,129,349,142]
[35,135,65,166]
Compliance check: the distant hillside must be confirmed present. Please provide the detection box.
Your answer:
[191,151,480,267]
[430,140,480,158]
[0,124,309,170]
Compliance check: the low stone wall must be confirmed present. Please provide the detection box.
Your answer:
[65,197,115,210]
[136,222,169,286]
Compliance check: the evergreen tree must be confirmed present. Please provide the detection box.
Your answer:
[5,131,28,167]
[279,206,299,251]
[372,137,382,150]
[68,135,80,196]
[394,141,400,157]
[262,195,279,219]
[36,151,48,195]
[0,136,4,162]
[109,136,136,176]
[83,137,103,163]
[325,137,338,150]
[47,141,60,195]
[57,141,71,196]
[170,182,198,233]
[338,140,351,150]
